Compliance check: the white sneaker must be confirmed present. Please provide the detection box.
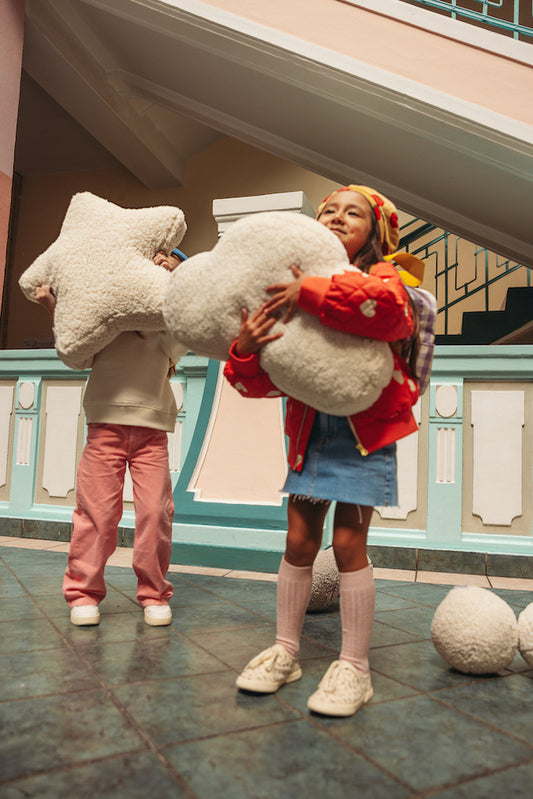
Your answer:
[307,660,373,717]
[144,604,172,626]
[70,605,100,626]
[236,644,302,693]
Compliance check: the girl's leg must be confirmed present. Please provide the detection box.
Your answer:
[276,497,329,656]
[128,427,174,606]
[236,496,328,693]
[63,425,127,606]
[307,503,375,716]
[333,502,375,674]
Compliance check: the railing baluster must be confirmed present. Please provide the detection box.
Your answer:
[400,0,533,41]
[399,218,529,334]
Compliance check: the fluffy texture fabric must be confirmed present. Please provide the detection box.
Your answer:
[19,192,187,368]
[163,211,393,415]
[518,603,533,666]
[307,548,340,612]
[431,586,518,674]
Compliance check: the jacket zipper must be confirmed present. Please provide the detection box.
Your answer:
[294,406,309,468]
[347,417,368,457]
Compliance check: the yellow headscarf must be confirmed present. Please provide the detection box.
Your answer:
[317,184,426,283]
[317,184,400,256]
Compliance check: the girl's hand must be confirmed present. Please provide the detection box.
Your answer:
[264,264,305,323]
[34,285,56,314]
[235,304,283,356]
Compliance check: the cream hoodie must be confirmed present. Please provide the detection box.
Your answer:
[64,331,185,432]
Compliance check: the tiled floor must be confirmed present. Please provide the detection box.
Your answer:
[1,537,533,799]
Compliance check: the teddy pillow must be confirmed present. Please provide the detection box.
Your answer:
[19,192,187,369]
[163,211,393,416]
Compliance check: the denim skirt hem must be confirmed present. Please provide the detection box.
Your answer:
[282,412,398,507]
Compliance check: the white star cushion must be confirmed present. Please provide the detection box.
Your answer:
[19,192,187,368]
[163,211,393,416]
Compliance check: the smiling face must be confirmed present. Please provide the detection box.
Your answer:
[316,190,373,263]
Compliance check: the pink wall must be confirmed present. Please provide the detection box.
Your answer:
[202,0,532,125]
[0,0,24,308]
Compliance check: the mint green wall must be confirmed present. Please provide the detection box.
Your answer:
[1,346,532,572]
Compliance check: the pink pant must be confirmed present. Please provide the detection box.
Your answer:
[63,423,174,607]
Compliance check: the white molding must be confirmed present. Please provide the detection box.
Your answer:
[0,387,14,488]
[436,427,456,484]
[471,390,524,526]
[213,191,315,233]
[83,0,533,67]
[377,398,421,519]
[16,418,33,466]
[42,385,82,498]
[435,384,458,418]
[115,68,533,265]
[95,3,533,146]
[168,382,184,473]
[18,382,35,410]
[340,0,533,65]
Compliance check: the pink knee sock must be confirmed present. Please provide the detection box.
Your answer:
[275,557,313,658]
[339,563,375,675]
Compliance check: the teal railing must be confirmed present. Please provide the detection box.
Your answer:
[400,0,533,41]
[399,220,531,334]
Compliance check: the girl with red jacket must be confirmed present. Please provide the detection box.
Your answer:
[224,185,420,717]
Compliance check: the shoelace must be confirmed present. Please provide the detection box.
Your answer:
[247,648,281,673]
[321,662,358,693]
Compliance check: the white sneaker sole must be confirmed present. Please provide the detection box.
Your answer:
[70,609,100,626]
[144,609,172,627]
[307,684,374,717]
[236,664,302,693]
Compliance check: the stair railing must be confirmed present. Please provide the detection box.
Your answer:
[399,0,533,41]
[398,220,531,334]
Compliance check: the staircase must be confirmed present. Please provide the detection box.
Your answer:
[435,287,533,345]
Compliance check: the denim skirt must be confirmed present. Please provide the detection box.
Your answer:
[282,412,398,507]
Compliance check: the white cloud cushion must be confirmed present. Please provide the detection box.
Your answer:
[163,211,393,416]
[19,192,187,367]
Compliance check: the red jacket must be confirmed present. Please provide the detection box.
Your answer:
[224,263,420,471]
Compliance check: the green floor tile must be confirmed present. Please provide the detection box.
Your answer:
[0,647,98,700]
[163,719,411,799]
[114,670,299,747]
[0,689,145,782]
[0,752,190,799]
[80,633,228,685]
[431,762,533,799]
[320,693,532,793]
[436,672,533,745]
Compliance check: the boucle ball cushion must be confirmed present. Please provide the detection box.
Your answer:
[517,602,533,667]
[163,211,393,416]
[431,586,518,674]
[307,548,340,612]
[19,192,187,368]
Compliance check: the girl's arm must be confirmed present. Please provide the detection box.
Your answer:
[266,263,414,342]
[223,305,285,399]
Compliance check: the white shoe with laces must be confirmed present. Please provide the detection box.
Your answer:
[236,644,302,693]
[144,604,172,626]
[307,660,373,717]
